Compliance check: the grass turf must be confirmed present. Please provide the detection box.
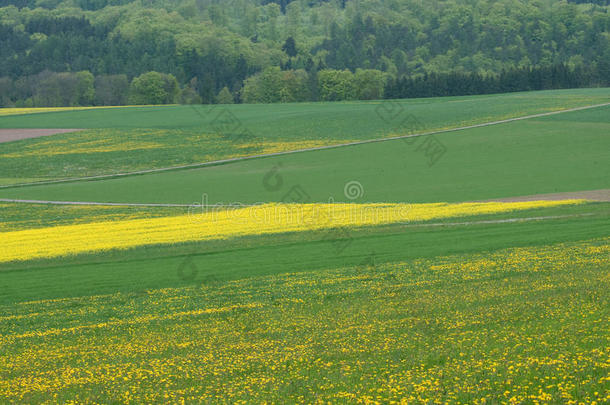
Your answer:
[2,88,609,130]
[1,104,608,204]
[0,88,608,183]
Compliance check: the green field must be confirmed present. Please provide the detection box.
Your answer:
[1,101,608,204]
[1,236,607,403]
[1,88,609,184]
[0,89,609,403]
[3,89,609,131]
[0,201,609,304]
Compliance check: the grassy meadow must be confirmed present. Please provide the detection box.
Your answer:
[0,89,609,403]
[0,88,609,184]
[1,101,608,204]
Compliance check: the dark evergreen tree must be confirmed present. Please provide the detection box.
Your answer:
[282,37,298,57]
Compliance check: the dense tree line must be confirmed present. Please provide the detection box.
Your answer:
[0,0,608,106]
[1,62,606,107]
[385,64,609,99]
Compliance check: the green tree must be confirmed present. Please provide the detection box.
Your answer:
[241,67,283,103]
[31,71,94,107]
[0,77,14,106]
[317,69,356,101]
[353,69,386,100]
[95,75,129,106]
[75,71,95,106]
[279,69,309,102]
[282,37,297,57]
[241,67,311,103]
[216,86,234,104]
[179,87,202,104]
[129,72,178,105]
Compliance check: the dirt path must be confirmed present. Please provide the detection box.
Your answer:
[0,129,82,143]
[0,198,193,207]
[2,189,609,207]
[1,101,609,189]
[486,189,610,202]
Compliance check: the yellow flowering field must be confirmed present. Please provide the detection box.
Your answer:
[2,140,165,158]
[1,129,172,159]
[233,139,345,156]
[0,200,583,263]
[0,238,607,403]
[0,107,98,116]
[0,105,170,116]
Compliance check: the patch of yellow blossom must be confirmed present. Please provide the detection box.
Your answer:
[0,107,98,116]
[0,105,174,116]
[236,139,346,155]
[2,139,165,158]
[0,200,584,262]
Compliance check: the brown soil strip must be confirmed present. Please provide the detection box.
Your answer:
[0,129,82,143]
[486,189,610,202]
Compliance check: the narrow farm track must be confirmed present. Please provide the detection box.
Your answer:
[0,198,251,208]
[0,198,195,207]
[2,189,609,208]
[485,189,610,202]
[401,213,595,228]
[2,101,609,190]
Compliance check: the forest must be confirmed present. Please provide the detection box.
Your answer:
[0,0,608,106]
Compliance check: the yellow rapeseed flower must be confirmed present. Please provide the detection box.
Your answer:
[0,200,583,262]
[0,105,176,117]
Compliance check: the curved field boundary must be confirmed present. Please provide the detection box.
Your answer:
[0,198,193,207]
[485,189,610,202]
[403,213,594,228]
[2,102,609,190]
[4,189,607,207]
[0,198,253,208]
[0,105,179,117]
